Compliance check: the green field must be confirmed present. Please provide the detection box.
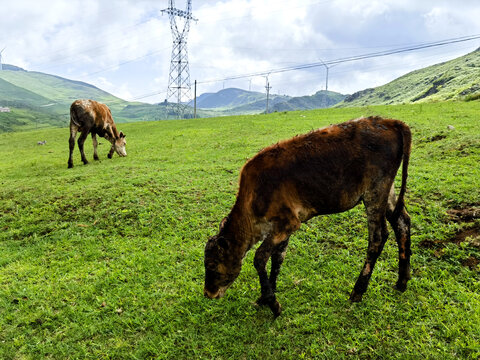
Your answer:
[0,102,479,359]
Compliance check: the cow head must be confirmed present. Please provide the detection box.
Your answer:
[204,217,242,299]
[114,132,127,157]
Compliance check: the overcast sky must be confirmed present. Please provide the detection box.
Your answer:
[2,0,480,103]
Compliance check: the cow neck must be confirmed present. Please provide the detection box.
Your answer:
[225,205,254,254]
[105,125,120,143]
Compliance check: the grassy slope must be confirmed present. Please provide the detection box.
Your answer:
[0,102,479,359]
[0,107,66,132]
[0,70,126,111]
[0,70,138,129]
[341,49,480,107]
[0,77,52,106]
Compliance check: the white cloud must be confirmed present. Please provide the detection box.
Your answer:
[1,0,480,103]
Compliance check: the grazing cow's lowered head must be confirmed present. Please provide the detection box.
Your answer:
[112,131,127,157]
[68,99,127,168]
[204,116,412,317]
[204,217,244,299]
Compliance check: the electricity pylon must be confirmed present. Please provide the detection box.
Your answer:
[161,1,197,119]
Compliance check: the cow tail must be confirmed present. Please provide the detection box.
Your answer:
[70,105,81,127]
[392,122,412,220]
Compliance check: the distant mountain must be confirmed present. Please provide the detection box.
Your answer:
[196,87,346,114]
[340,48,480,107]
[272,90,346,112]
[196,87,291,110]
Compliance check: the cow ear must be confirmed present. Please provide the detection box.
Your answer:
[120,132,125,138]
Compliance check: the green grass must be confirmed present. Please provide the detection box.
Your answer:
[0,101,479,359]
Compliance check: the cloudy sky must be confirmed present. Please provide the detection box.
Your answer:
[2,0,480,103]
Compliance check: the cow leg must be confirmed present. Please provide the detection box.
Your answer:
[108,144,115,159]
[387,186,412,292]
[269,237,290,293]
[254,240,282,317]
[77,130,90,165]
[68,126,78,168]
[350,202,389,302]
[92,133,99,161]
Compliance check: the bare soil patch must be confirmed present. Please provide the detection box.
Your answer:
[419,206,480,270]
[461,256,480,270]
[446,207,480,222]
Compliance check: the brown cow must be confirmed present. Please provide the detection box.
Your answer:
[204,116,412,317]
[68,99,126,168]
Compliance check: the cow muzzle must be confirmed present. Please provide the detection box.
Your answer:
[203,287,227,299]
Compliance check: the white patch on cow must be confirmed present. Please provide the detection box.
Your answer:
[70,126,78,138]
[351,117,364,122]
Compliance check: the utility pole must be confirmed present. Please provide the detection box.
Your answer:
[193,79,197,119]
[265,75,271,114]
[162,1,197,119]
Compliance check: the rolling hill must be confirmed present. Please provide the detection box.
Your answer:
[341,47,480,106]
[0,65,137,131]
[195,87,346,114]
[0,65,214,131]
[271,90,346,112]
[195,87,287,109]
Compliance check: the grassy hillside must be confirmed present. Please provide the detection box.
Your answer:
[0,107,66,132]
[0,69,127,112]
[341,48,480,106]
[0,67,144,132]
[0,77,53,106]
[1,101,479,359]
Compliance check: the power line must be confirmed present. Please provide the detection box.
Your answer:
[82,47,170,78]
[196,34,480,85]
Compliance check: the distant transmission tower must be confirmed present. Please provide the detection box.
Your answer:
[0,48,5,71]
[162,1,197,119]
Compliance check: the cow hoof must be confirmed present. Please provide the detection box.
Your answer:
[68,163,73,169]
[394,281,407,292]
[349,291,363,303]
[256,296,269,306]
[270,300,282,318]
[256,294,276,306]
[108,154,113,159]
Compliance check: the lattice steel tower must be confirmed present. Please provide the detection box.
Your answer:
[162,1,197,119]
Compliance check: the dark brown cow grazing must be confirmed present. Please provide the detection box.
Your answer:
[204,116,412,317]
[68,99,126,168]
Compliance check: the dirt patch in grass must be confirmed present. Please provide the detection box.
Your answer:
[419,206,480,270]
[419,223,480,248]
[446,207,480,222]
[449,224,480,246]
[418,134,448,143]
[461,256,480,270]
